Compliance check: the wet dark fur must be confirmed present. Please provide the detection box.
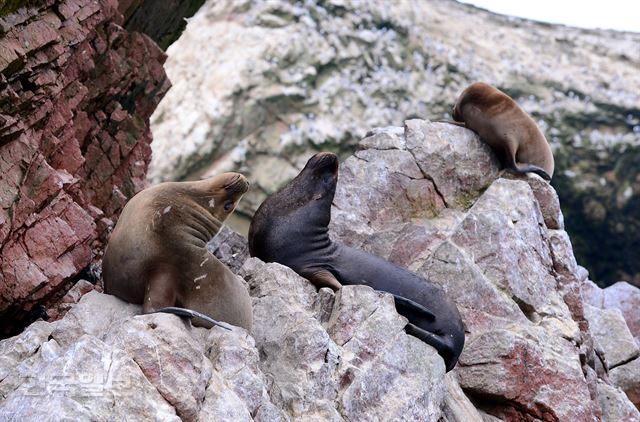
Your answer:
[249,153,465,371]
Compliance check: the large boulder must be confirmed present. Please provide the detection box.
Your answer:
[330,121,609,420]
[0,266,446,421]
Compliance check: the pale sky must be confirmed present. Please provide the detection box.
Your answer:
[459,0,640,32]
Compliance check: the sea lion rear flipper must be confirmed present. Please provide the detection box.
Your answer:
[155,307,233,331]
[512,163,552,181]
[503,152,552,181]
[433,120,467,128]
[404,322,459,372]
[303,268,343,291]
[392,294,437,322]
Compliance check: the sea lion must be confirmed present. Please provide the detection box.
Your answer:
[248,153,465,371]
[451,82,554,180]
[103,173,252,331]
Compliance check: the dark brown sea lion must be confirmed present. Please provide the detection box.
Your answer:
[451,82,554,180]
[248,153,465,371]
[103,173,252,331]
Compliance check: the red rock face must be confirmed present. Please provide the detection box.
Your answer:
[0,0,170,336]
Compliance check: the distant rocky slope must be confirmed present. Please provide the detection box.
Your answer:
[2,123,638,421]
[150,0,640,286]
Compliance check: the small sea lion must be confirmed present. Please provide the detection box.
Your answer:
[103,173,252,331]
[248,153,465,371]
[451,82,554,180]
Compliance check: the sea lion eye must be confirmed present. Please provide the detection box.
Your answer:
[223,200,234,212]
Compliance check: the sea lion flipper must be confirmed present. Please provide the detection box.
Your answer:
[392,294,437,322]
[155,306,233,331]
[142,270,178,314]
[507,163,552,181]
[303,269,342,291]
[404,322,458,372]
[433,120,467,128]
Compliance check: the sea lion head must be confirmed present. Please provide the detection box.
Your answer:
[452,102,463,122]
[297,152,339,202]
[192,172,250,223]
[452,82,501,122]
[248,152,338,257]
[273,152,339,213]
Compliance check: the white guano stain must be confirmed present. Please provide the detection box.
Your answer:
[200,257,209,267]
[163,206,172,214]
[194,274,207,282]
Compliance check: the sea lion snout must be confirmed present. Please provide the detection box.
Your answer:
[223,172,250,196]
[307,152,339,174]
[452,103,462,122]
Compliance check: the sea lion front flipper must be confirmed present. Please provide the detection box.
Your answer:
[404,322,458,372]
[155,307,233,331]
[302,269,343,291]
[392,294,437,322]
[142,269,178,314]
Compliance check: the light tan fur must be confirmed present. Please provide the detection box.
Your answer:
[103,173,252,331]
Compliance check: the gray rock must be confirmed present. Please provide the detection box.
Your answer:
[441,373,484,422]
[0,335,179,422]
[597,379,640,422]
[329,126,600,419]
[609,357,640,410]
[5,116,638,419]
[241,257,446,421]
[584,304,640,369]
[583,280,640,344]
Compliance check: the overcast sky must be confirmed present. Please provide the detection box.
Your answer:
[459,0,640,32]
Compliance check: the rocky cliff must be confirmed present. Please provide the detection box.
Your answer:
[2,123,638,421]
[150,0,640,286]
[0,0,172,336]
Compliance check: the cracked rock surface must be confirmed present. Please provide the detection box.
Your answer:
[2,122,639,421]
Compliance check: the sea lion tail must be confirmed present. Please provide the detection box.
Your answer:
[155,307,233,331]
[510,163,552,181]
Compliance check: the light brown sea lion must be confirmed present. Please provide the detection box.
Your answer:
[451,82,554,180]
[103,173,252,331]
[248,153,465,371]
